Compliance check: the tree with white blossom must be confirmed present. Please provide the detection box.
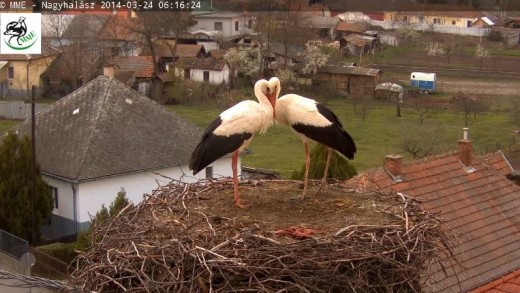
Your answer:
[474,43,490,70]
[224,46,263,80]
[300,42,330,75]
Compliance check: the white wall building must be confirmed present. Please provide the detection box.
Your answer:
[191,12,253,38]
[6,76,237,240]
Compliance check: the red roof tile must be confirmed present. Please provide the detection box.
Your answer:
[470,269,520,293]
[154,41,205,58]
[344,150,520,293]
[335,21,367,33]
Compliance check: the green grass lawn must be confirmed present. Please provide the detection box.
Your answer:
[0,119,20,134]
[168,97,515,178]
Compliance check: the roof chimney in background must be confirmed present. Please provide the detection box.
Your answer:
[384,154,403,182]
[103,64,115,78]
[458,128,473,167]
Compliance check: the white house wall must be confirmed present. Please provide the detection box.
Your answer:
[40,157,235,240]
[77,157,234,227]
[191,17,245,38]
[41,174,77,240]
[189,66,230,85]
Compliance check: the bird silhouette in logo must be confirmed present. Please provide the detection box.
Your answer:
[4,17,27,46]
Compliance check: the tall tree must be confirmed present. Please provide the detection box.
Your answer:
[43,14,106,94]
[0,133,53,243]
[130,10,195,75]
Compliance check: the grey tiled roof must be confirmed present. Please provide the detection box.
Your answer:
[8,75,202,181]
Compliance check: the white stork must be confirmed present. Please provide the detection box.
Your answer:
[189,79,277,208]
[268,77,356,197]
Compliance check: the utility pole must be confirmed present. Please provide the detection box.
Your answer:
[31,85,36,245]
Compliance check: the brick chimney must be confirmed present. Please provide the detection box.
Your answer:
[103,63,115,78]
[458,128,473,167]
[384,154,403,181]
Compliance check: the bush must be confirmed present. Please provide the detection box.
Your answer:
[291,144,357,181]
[76,189,132,251]
[487,30,503,42]
[38,242,78,264]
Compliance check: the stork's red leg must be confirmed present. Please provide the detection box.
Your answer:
[303,142,310,197]
[232,150,246,208]
[317,148,333,194]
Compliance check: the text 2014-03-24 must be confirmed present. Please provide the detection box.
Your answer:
[40,1,202,11]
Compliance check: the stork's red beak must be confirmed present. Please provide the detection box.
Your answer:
[267,93,276,118]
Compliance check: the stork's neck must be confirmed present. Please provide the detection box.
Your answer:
[254,83,271,107]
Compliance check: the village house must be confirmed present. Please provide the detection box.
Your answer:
[344,129,520,292]
[0,47,60,98]
[4,76,235,241]
[153,40,206,72]
[176,57,231,86]
[96,15,142,57]
[190,12,253,38]
[103,55,155,96]
[334,21,368,39]
[268,42,306,68]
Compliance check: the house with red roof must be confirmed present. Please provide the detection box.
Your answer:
[103,56,155,96]
[344,128,520,292]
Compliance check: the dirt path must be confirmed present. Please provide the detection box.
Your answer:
[373,64,520,96]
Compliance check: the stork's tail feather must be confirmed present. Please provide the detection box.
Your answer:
[338,128,357,160]
[189,142,207,175]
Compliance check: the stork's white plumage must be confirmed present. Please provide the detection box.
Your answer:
[189,79,277,208]
[268,77,356,197]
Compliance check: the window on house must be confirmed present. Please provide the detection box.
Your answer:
[466,20,472,27]
[433,18,440,24]
[49,186,58,209]
[452,20,456,25]
[248,19,253,29]
[214,22,223,31]
[205,166,213,179]
[203,71,210,82]
[403,16,408,22]
[184,68,190,79]
[235,21,239,31]
[244,38,251,44]
[8,66,14,79]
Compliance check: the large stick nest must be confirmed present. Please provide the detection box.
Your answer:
[66,179,453,293]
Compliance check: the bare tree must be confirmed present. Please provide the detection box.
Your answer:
[451,91,489,126]
[510,97,520,127]
[396,22,420,45]
[42,14,108,94]
[353,97,372,122]
[271,8,313,69]
[408,94,434,125]
[401,124,448,159]
[130,11,195,75]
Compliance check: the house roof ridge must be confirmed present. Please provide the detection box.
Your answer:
[74,77,113,180]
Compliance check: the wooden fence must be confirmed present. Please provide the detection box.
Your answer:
[0,101,47,120]
[29,247,69,280]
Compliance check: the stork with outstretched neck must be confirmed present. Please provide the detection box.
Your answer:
[268,77,356,197]
[189,79,278,208]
